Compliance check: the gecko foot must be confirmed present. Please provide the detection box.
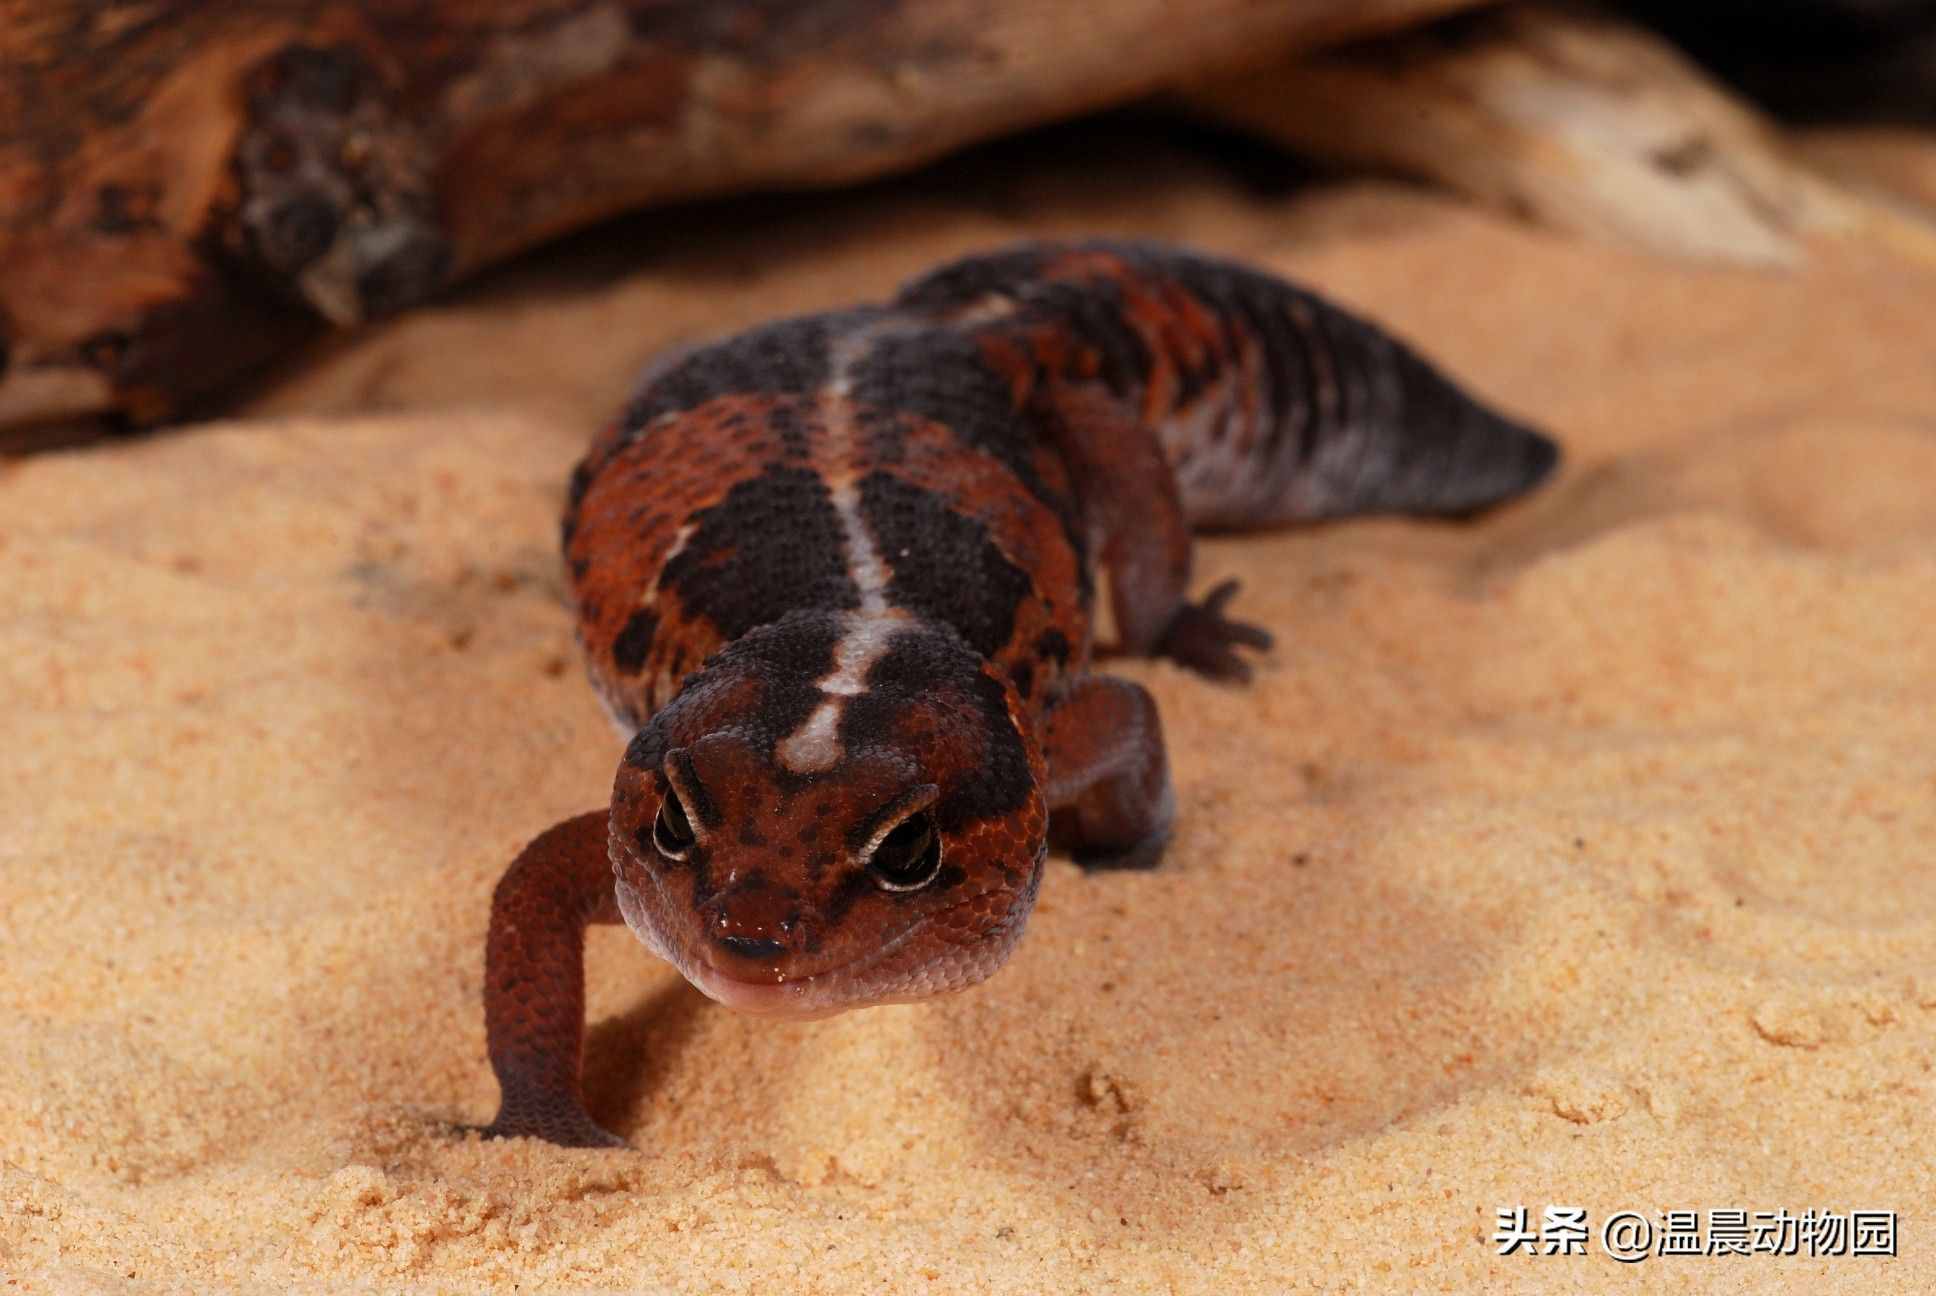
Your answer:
[477,1093,628,1149]
[1155,580,1273,682]
[477,1115,628,1150]
[1068,824,1171,872]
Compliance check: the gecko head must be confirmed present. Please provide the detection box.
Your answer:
[607,610,1048,1019]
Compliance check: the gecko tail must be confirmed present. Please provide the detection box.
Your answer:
[894,238,1561,532]
[1148,248,1562,531]
[1268,324,1560,526]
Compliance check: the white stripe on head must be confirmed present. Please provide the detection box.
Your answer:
[774,612,904,773]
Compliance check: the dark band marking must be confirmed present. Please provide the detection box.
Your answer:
[1281,296,1324,468]
[620,308,884,436]
[1170,330,1222,410]
[858,471,1032,661]
[561,459,597,549]
[838,633,1034,829]
[680,609,843,762]
[658,465,861,641]
[1227,277,1298,433]
[1316,301,1359,436]
[1034,627,1072,665]
[845,326,1087,583]
[611,607,659,675]
[1019,275,1153,400]
[893,245,1047,313]
[950,668,1036,829]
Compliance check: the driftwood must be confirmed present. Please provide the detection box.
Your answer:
[1187,3,1936,269]
[0,0,1487,433]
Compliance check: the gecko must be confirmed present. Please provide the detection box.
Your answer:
[480,239,1558,1146]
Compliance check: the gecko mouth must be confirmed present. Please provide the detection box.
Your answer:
[616,846,1031,1020]
[614,858,914,1018]
[682,908,942,1020]
[683,962,850,1019]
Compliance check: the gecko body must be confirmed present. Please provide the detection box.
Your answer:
[482,241,1558,1146]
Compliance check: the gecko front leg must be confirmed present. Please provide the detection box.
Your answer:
[1041,384,1273,682]
[482,810,628,1148]
[1043,674,1176,871]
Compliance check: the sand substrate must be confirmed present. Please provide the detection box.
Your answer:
[4,131,1934,1291]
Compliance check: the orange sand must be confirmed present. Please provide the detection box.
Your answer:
[4,131,1933,1292]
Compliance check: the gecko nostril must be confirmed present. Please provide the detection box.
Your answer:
[715,933,786,961]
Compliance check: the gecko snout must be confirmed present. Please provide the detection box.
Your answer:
[701,887,808,976]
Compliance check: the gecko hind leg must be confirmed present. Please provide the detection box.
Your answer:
[1043,674,1176,871]
[479,810,629,1149]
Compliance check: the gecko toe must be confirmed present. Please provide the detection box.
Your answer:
[1226,620,1273,651]
[1202,579,1241,617]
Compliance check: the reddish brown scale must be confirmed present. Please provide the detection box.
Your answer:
[1138,275,1243,425]
[478,238,1561,1146]
[1020,250,1250,465]
[852,404,1090,707]
[569,393,822,723]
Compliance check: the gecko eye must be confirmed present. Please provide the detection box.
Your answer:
[653,788,696,858]
[867,813,942,891]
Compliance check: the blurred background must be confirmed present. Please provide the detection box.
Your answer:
[4,0,1933,452]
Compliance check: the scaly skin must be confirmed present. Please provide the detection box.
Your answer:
[481,239,1559,1146]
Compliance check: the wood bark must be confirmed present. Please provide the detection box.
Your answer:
[1186,4,1936,271]
[0,0,1485,433]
